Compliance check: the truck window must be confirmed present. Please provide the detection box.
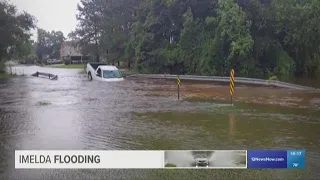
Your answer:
[103,70,122,78]
[97,68,101,77]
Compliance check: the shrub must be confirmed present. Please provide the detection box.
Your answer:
[268,76,278,81]
[165,163,177,167]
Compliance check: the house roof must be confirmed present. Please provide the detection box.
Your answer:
[60,41,82,57]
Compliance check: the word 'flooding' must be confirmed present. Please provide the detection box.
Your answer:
[19,155,101,164]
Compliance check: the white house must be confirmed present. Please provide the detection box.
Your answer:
[60,41,82,63]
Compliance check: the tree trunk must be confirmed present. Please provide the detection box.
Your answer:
[128,61,131,70]
[96,54,100,62]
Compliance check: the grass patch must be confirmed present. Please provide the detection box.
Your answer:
[50,64,85,69]
[0,73,17,79]
[121,69,139,76]
[36,101,51,106]
[165,163,177,168]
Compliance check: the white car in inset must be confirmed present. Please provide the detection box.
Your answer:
[193,154,209,167]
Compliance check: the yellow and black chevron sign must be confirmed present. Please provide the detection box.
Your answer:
[230,69,235,96]
[177,75,181,86]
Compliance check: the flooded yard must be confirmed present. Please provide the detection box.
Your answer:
[0,66,319,179]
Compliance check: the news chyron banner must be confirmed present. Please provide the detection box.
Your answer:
[15,150,305,169]
[247,150,305,169]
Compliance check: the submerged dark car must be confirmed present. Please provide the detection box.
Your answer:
[193,154,209,167]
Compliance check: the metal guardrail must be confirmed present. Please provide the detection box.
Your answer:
[31,72,58,80]
[128,74,318,91]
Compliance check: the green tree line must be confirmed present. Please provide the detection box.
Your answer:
[0,0,66,71]
[0,0,36,72]
[72,0,320,78]
[36,28,65,61]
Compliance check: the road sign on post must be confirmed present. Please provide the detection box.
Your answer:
[230,69,235,105]
[177,75,181,100]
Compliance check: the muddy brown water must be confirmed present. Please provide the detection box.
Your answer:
[0,66,319,179]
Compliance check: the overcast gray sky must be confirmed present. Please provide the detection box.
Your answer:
[11,0,80,39]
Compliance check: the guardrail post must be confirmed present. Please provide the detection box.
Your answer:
[177,75,181,100]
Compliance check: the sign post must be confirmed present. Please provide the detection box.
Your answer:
[177,75,181,100]
[230,69,235,105]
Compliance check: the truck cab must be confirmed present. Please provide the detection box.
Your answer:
[86,63,124,82]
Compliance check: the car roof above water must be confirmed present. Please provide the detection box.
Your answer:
[194,154,207,158]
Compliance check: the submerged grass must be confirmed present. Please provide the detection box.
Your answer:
[50,64,85,69]
[146,169,313,180]
[78,70,87,74]
[0,73,16,79]
[36,101,51,106]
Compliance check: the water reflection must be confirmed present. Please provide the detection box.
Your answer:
[0,77,35,174]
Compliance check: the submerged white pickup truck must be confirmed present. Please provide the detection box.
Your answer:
[85,62,124,81]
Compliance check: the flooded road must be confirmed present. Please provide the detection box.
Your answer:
[0,66,320,179]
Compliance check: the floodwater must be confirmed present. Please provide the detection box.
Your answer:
[0,65,320,179]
